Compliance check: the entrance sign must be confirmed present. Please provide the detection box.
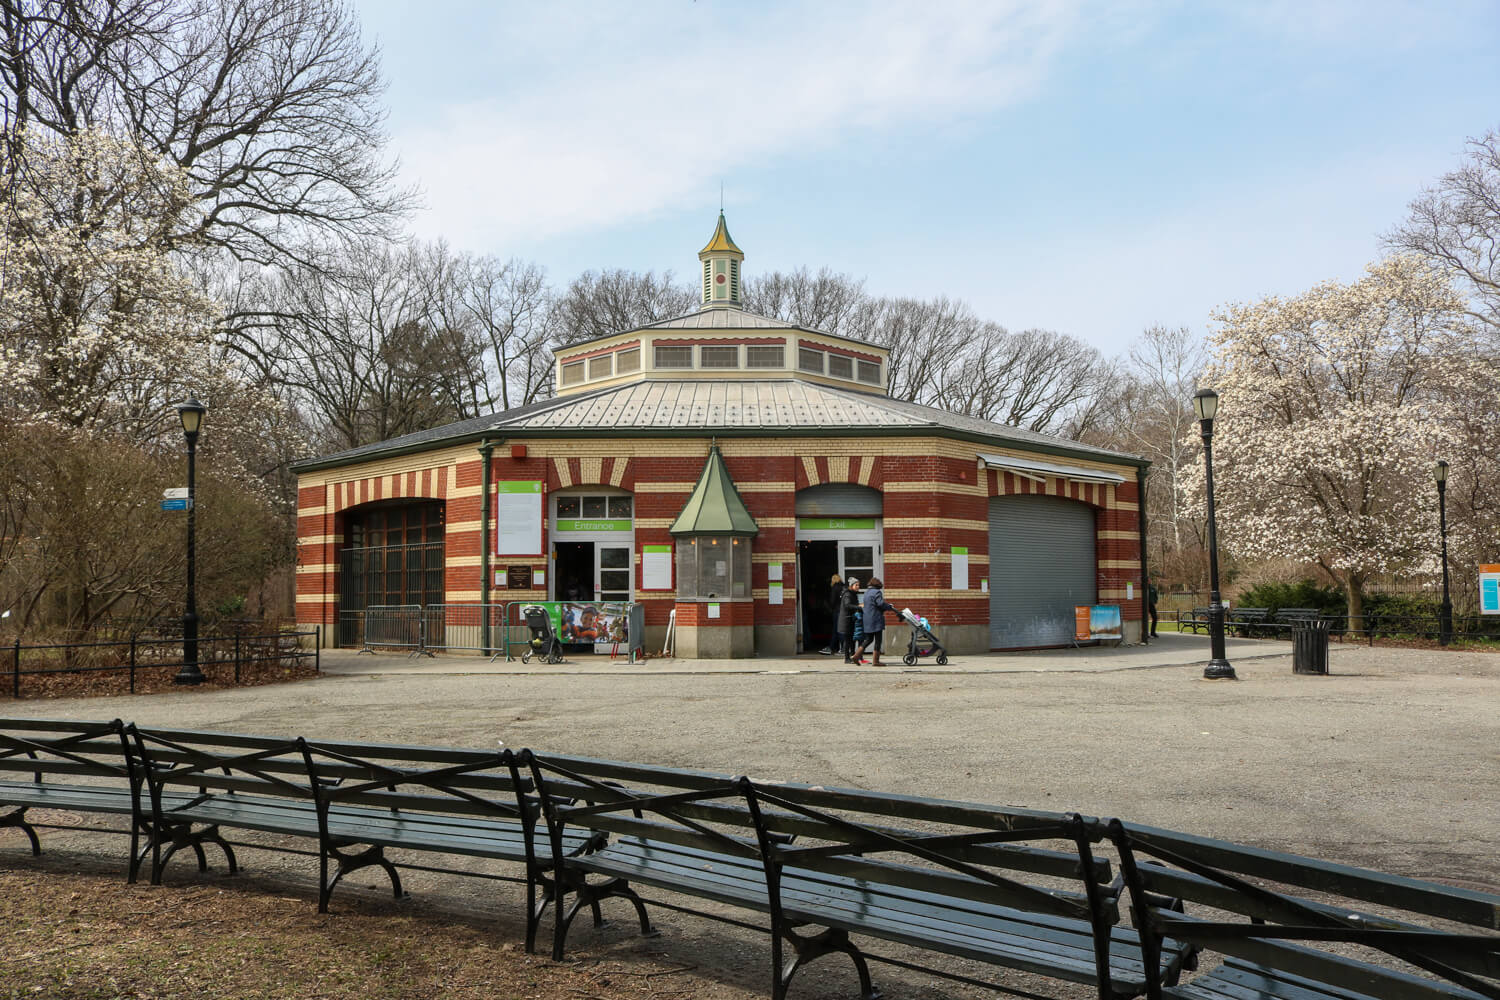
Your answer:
[160,497,191,511]
[496,482,542,555]
[642,545,672,590]
[556,519,631,532]
[1481,564,1500,615]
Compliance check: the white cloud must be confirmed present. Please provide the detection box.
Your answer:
[395,1,1083,249]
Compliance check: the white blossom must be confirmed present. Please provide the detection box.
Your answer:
[1185,256,1489,617]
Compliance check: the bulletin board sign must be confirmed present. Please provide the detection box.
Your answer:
[1074,604,1123,641]
[495,481,542,555]
[1481,564,1500,615]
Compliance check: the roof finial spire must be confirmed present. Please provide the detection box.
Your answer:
[720,181,724,213]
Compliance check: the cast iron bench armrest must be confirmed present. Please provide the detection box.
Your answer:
[1107,820,1500,1000]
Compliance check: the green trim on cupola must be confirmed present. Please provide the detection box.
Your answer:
[669,445,759,536]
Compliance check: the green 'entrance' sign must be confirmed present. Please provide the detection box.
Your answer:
[555,519,632,532]
[798,517,876,531]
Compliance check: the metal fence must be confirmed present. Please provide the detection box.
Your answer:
[6,628,320,698]
[358,605,431,657]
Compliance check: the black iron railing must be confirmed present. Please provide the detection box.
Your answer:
[5,628,319,697]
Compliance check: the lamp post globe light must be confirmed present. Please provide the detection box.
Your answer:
[1435,461,1453,647]
[174,398,207,686]
[1193,388,1236,680]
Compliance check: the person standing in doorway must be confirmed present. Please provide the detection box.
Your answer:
[821,573,847,655]
[852,577,895,666]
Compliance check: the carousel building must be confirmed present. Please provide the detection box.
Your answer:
[293,215,1150,656]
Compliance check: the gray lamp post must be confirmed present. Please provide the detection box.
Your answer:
[1194,388,1236,680]
[1435,461,1453,647]
[173,398,207,685]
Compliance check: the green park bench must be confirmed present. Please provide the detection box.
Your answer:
[523,751,1199,1000]
[1107,820,1499,1000]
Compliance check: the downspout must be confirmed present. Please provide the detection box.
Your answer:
[1136,465,1150,644]
[479,439,498,653]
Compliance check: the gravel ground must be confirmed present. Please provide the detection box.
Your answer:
[3,639,1496,999]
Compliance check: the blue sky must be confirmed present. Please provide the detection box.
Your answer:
[357,1,1500,355]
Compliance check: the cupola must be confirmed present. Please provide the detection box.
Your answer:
[698,212,744,307]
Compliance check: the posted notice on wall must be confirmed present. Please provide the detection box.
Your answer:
[707,603,721,619]
[769,582,783,605]
[951,547,968,590]
[642,545,673,590]
[495,481,542,555]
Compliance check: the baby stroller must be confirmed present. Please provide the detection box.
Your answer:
[899,608,947,665]
[520,605,563,664]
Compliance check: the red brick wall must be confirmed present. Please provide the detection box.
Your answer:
[296,440,1143,645]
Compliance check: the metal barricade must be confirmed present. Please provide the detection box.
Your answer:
[421,604,507,658]
[359,605,433,658]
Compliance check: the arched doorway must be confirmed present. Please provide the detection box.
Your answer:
[337,500,445,646]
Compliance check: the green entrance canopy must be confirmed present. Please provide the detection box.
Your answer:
[670,446,759,536]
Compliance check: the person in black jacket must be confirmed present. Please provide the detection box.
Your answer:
[838,576,862,661]
[820,573,846,655]
[851,577,895,666]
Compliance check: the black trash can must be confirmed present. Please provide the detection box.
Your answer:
[1292,618,1331,675]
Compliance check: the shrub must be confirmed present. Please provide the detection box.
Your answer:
[1235,580,1345,615]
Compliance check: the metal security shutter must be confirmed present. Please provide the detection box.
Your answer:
[795,484,882,517]
[989,495,1096,648]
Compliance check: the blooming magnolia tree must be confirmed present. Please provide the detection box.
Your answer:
[1190,256,1486,625]
[0,128,289,634]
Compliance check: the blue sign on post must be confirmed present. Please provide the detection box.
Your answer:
[160,497,191,511]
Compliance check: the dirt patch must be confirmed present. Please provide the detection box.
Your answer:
[0,658,318,700]
[0,868,741,1000]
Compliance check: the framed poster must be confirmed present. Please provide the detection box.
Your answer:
[496,481,542,555]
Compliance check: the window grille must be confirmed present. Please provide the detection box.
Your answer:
[798,347,824,373]
[654,344,694,368]
[700,345,739,368]
[561,361,585,385]
[746,346,784,368]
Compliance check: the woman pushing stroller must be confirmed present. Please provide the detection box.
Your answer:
[851,577,896,667]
